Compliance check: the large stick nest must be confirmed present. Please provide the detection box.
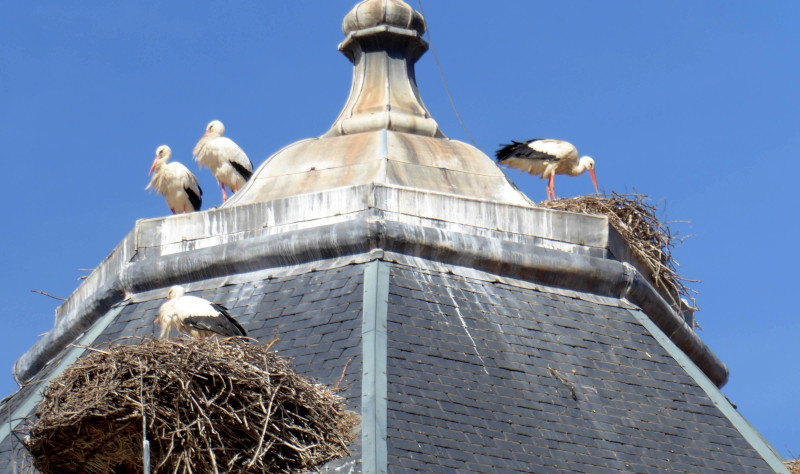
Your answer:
[23,338,358,473]
[538,193,697,311]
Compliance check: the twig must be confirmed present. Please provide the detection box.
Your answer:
[264,337,280,352]
[30,290,66,301]
[335,358,354,390]
[68,344,111,355]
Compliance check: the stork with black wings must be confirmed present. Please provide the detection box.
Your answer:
[156,285,247,339]
[146,145,203,214]
[495,139,598,200]
[193,120,254,203]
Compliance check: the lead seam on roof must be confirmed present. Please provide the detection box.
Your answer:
[626,308,789,473]
[361,261,389,473]
[0,304,128,446]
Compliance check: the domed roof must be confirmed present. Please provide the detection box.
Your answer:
[225,0,531,208]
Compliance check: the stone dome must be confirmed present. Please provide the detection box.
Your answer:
[224,0,531,208]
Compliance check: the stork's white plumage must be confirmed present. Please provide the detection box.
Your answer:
[495,139,598,200]
[146,145,203,214]
[155,285,247,339]
[193,120,253,202]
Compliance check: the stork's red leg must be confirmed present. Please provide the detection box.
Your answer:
[221,184,228,203]
[234,183,239,193]
[171,208,176,214]
[548,175,556,200]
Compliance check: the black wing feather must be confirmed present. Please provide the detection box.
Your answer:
[183,303,247,337]
[185,185,203,212]
[496,139,558,162]
[495,138,560,163]
[230,160,253,181]
[210,303,247,336]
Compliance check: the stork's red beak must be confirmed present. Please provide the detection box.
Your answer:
[148,156,159,175]
[588,169,598,193]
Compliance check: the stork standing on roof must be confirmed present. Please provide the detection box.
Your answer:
[155,285,247,339]
[495,139,598,200]
[146,145,203,214]
[193,120,253,203]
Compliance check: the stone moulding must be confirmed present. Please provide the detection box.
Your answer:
[14,185,728,388]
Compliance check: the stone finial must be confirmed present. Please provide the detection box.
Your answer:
[327,0,441,137]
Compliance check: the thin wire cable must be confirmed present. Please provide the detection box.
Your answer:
[417,0,482,151]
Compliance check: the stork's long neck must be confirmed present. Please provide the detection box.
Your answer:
[193,133,220,156]
[568,156,590,176]
[193,138,208,157]
[146,160,168,192]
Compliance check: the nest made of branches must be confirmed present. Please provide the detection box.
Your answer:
[23,338,359,473]
[538,193,696,311]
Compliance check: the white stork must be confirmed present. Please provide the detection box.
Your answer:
[155,285,247,339]
[146,145,203,214]
[193,120,253,203]
[495,139,598,200]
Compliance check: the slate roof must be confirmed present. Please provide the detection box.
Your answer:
[385,265,774,473]
[0,260,783,472]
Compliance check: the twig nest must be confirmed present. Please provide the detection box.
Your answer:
[24,338,358,473]
[539,193,696,311]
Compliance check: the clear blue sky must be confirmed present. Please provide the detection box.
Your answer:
[2,0,798,459]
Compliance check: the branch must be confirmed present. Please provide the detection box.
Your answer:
[335,357,354,390]
[31,290,66,301]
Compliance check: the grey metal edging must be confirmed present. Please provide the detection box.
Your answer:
[1,304,127,446]
[18,213,727,389]
[627,308,788,473]
[362,261,389,474]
